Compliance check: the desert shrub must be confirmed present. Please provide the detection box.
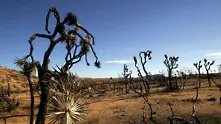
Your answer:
[207,97,217,101]
[0,86,20,112]
[10,74,20,81]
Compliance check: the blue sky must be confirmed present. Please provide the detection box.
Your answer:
[1,0,221,78]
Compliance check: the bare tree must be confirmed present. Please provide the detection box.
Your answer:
[193,61,202,88]
[163,54,179,91]
[204,59,215,87]
[179,68,194,90]
[15,7,100,124]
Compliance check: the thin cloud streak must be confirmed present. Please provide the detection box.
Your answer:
[205,52,221,57]
[104,60,133,64]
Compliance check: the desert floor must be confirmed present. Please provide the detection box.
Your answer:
[1,84,221,124]
[0,67,221,124]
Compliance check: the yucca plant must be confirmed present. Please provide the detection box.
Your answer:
[47,92,85,124]
[47,68,87,124]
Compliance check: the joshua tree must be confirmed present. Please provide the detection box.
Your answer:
[204,59,215,87]
[132,50,157,123]
[15,7,100,124]
[14,60,39,124]
[193,61,202,88]
[163,54,179,91]
[122,64,132,94]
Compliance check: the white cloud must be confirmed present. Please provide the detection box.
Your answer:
[205,52,221,58]
[104,60,133,64]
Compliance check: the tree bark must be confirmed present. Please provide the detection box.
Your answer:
[27,75,34,124]
[206,71,211,87]
[7,81,11,97]
[168,69,172,91]
[35,43,56,124]
[198,72,201,88]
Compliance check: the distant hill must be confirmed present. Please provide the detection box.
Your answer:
[0,66,37,91]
